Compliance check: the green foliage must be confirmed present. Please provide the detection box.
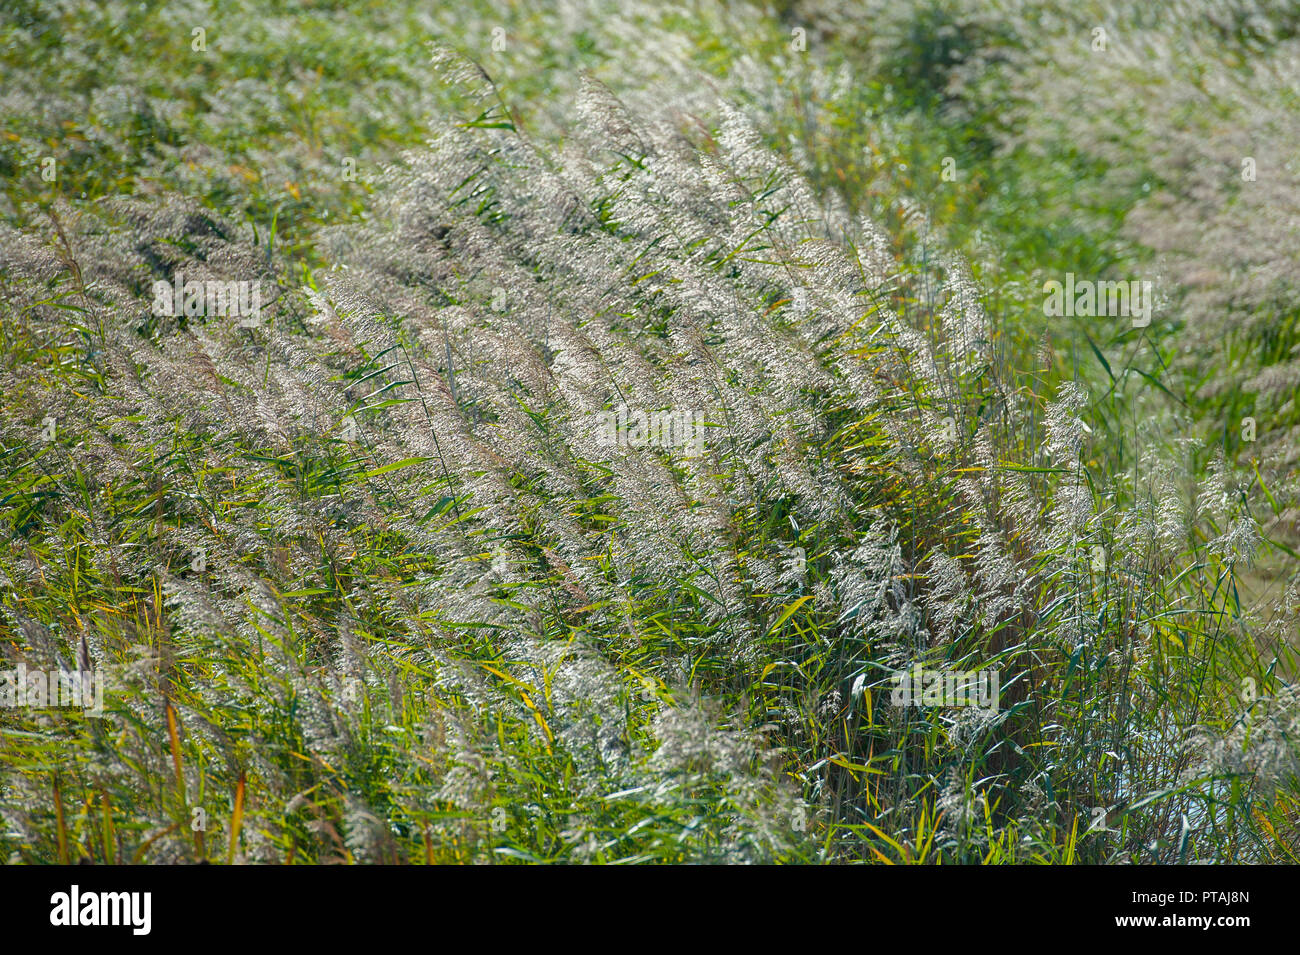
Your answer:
[1,0,1297,865]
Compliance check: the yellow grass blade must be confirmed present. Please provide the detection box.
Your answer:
[227,772,246,865]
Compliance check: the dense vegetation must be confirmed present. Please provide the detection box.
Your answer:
[2,0,1297,863]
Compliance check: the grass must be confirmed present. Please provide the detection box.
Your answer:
[2,0,1298,864]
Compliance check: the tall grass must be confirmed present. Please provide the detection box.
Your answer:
[1,0,1297,863]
